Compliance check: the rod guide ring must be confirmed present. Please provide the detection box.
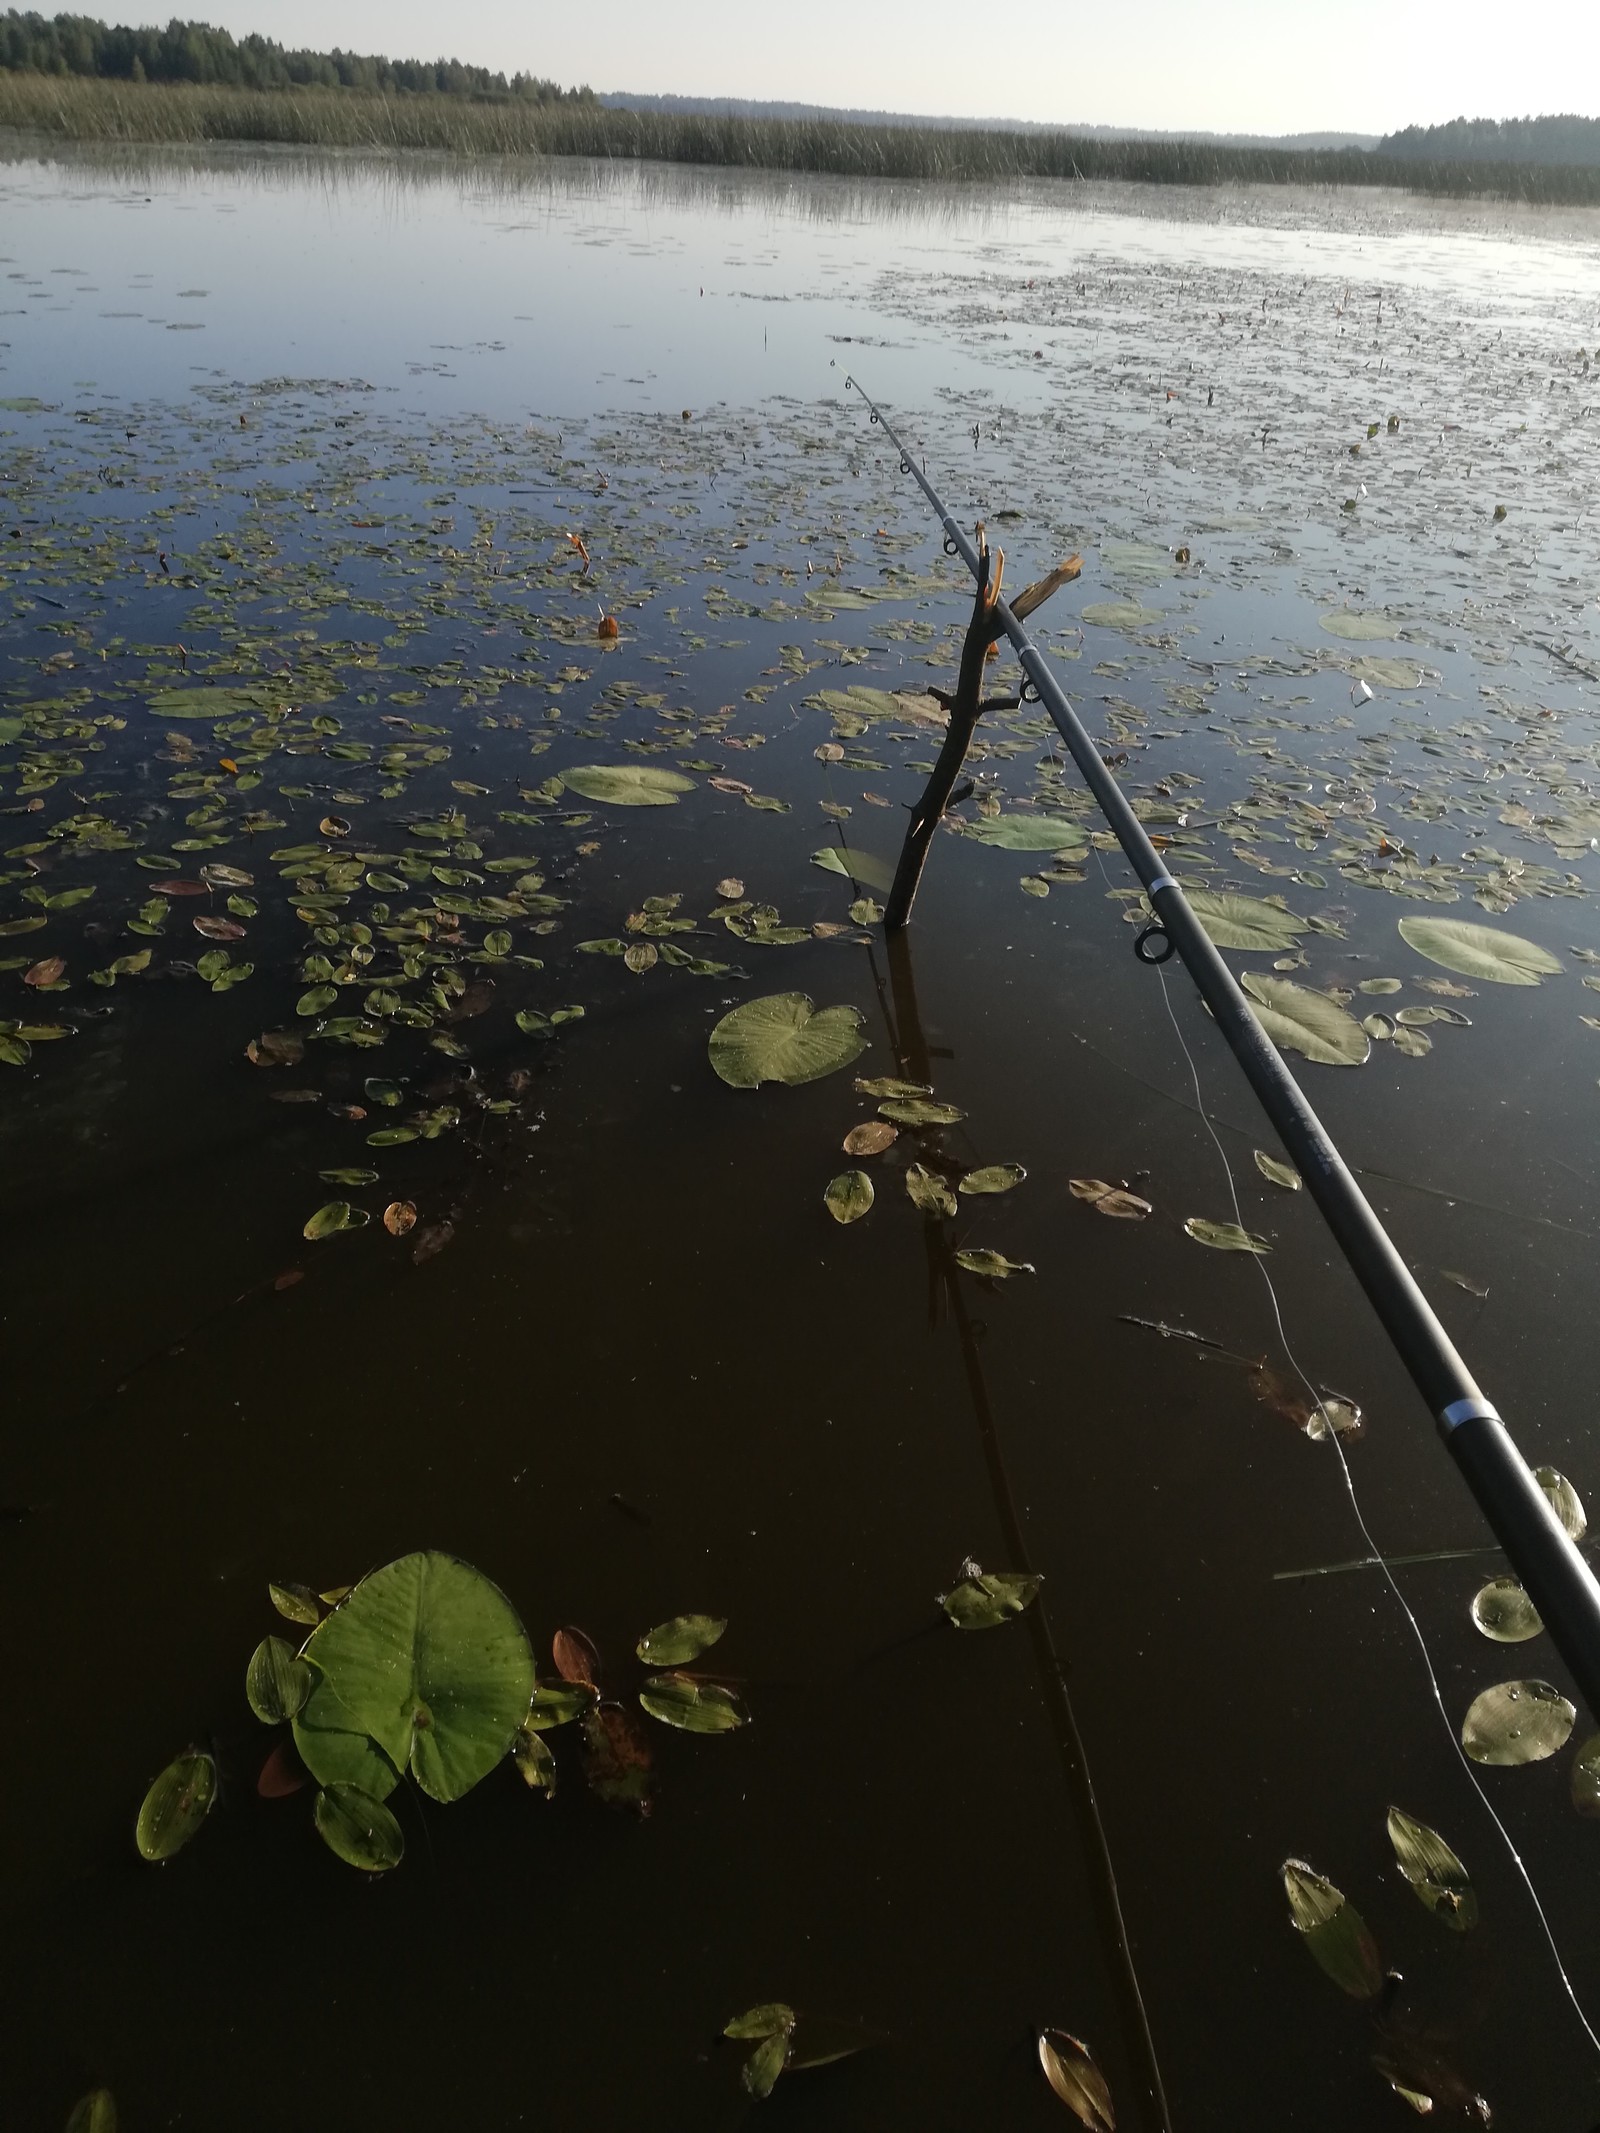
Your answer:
[1133,921,1176,965]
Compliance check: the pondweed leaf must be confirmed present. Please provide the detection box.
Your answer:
[303,1200,368,1241]
[1461,1679,1574,1765]
[854,1076,931,1099]
[268,1581,321,1627]
[1471,1577,1543,1644]
[639,1672,747,1732]
[135,1751,217,1862]
[724,2002,796,2041]
[1070,1179,1151,1219]
[709,993,867,1087]
[245,1635,312,1723]
[958,1163,1026,1194]
[1184,1217,1271,1253]
[581,1701,654,1815]
[1398,916,1562,986]
[383,1200,418,1237]
[940,1565,1042,1629]
[878,1096,965,1126]
[1386,1806,1477,1931]
[512,1724,556,1794]
[636,1614,726,1667]
[955,1247,1035,1278]
[1253,1150,1301,1190]
[65,2091,117,2133]
[524,1680,598,1731]
[843,1120,897,1157]
[1280,1859,1383,1999]
[313,1783,405,1871]
[810,844,892,889]
[1037,2030,1115,2130]
[904,1163,957,1219]
[553,1625,601,1685]
[824,1169,874,1224]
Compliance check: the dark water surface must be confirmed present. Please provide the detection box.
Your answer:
[4,144,1600,2130]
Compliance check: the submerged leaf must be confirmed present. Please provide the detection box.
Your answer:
[636,1614,726,1667]
[1038,2030,1115,2130]
[313,1783,404,1871]
[1070,1178,1152,1219]
[1397,916,1562,986]
[1461,1679,1574,1765]
[1281,1859,1383,1999]
[1386,1807,1477,1931]
[708,993,867,1088]
[824,1169,874,1224]
[135,1751,217,1862]
[940,1567,1042,1628]
[580,1701,655,1815]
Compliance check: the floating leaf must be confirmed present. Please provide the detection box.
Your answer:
[1184,1217,1271,1254]
[903,1163,956,1218]
[640,1672,747,1732]
[560,763,694,806]
[268,1581,321,1626]
[1070,1178,1151,1219]
[1571,1735,1600,1817]
[293,1552,534,1803]
[1460,1679,1574,1765]
[1397,916,1562,986]
[303,1200,367,1241]
[1184,889,1307,951]
[965,815,1090,850]
[878,1097,964,1126]
[1253,1151,1301,1190]
[383,1200,418,1237]
[1281,1859,1383,1999]
[552,1626,601,1684]
[855,1076,931,1099]
[843,1120,897,1157]
[580,1700,654,1815]
[245,1636,312,1723]
[708,993,867,1089]
[512,1724,556,1794]
[1386,1807,1477,1931]
[810,844,892,889]
[940,1567,1042,1628]
[959,1164,1026,1195]
[1534,1465,1587,1542]
[135,1751,216,1862]
[955,1247,1035,1278]
[637,1614,726,1666]
[65,2094,117,2133]
[524,1680,598,1731]
[1320,609,1398,640]
[1240,974,1370,1066]
[824,1170,874,1224]
[313,1783,404,1871]
[1471,1576,1543,1643]
[1038,2031,1115,2130]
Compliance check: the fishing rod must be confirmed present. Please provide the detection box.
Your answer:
[846,375,1600,1722]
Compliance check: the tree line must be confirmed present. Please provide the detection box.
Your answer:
[0,10,592,101]
[1380,113,1600,168]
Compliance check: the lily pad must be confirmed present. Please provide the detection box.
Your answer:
[1080,600,1163,630]
[639,1673,747,1732]
[636,1614,726,1667]
[1385,1806,1477,1931]
[313,1782,405,1871]
[708,993,866,1088]
[1320,609,1398,641]
[940,1567,1041,1628]
[1460,1679,1574,1765]
[146,685,287,719]
[1184,889,1307,951]
[964,816,1090,851]
[824,1170,874,1224]
[1241,973,1370,1066]
[1471,1577,1543,1643]
[810,845,893,890]
[293,1552,534,1803]
[1348,656,1426,689]
[1397,917,1562,986]
[135,1751,217,1862]
[1281,1859,1383,1998]
[1037,2030,1114,2130]
[559,764,694,806]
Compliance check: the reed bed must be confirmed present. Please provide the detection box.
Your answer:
[4,74,1600,204]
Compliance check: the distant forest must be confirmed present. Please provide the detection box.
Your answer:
[1380,113,1600,167]
[0,10,593,101]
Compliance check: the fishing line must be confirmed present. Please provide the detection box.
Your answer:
[1152,952,1600,2063]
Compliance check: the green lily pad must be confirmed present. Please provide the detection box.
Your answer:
[1080,600,1163,630]
[146,686,287,719]
[292,1671,405,1798]
[940,1567,1041,1628]
[810,845,892,890]
[314,1783,405,1871]
[1241,974,1370,1066]
[1398,917,1562,986]
[824,1170,874,1224]
[135,1751,217,1861]
[1319,609,1399,640]
[1281,1859,1383,1998]
[639,1673,747,1732]
[1385,1806,1477,1931]
[559,764,694,806]
[245,1635,312,1723]
[964,815,1090,850]
[1461,1679,1574,1765]
[1184,889,1307,951]
[708,993,867,1088]
[636,1614,726,1666]
[294,1552,534,1803]
[1349,656,1426,689]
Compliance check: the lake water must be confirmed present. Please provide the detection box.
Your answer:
[3,140,1600,2131]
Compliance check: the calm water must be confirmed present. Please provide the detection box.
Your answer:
[4,141,1600,2131]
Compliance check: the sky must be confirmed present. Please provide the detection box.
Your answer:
[185,0,1600,137]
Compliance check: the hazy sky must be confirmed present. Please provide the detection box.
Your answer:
[191,0,1599,136]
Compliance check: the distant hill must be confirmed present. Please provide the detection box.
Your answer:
[1380,114,1600,166]
[600,91,1376,153]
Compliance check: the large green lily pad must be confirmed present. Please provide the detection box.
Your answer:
[1398,916,1562,986]
[1184,889,1307,951]
[708,992,867,1088]
[1320,609,1399,641]
[294,1552,534,1803]
[1242,974,1370,1066]
[146,686,290,719]
[559,764,695,806]
[964,815,1089,850]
